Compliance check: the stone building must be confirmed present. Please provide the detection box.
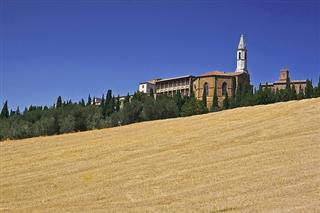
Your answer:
[193,34,250,107]
[139,75,194,97]
[260,68,307,93]
[138,35,251,107]
[155,75,194,96]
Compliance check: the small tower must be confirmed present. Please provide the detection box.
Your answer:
[236,34,248,73]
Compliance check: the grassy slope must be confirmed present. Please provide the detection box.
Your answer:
[0,98,320,213]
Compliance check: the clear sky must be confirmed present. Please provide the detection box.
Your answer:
[0,0,319,110]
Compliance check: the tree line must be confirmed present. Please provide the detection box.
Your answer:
[1,78,319,141]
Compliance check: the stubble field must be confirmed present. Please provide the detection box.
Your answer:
[1,98,320,212]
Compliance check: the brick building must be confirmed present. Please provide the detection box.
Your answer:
[260,68,307,93]
[139,34,251,107]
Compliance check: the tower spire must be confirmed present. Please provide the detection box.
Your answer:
[236,34,248,73]
[238,34,246,49]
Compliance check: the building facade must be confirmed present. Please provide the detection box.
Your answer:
[139,76,194,97]
[193,34,250,107]
[138,35,251,107]
[260,68,307,93]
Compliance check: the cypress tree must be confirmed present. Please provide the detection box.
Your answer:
[150,88,154,98]
[100,94,105,109]
[174,90,183,112]
[16,107,20,115]
[80,99,85,107]
[291,85,297,100]
[223,92,229,109]
[116,95,120,112]
[202,88,207,108]
[285,81,292,101]
[56,96,62,108]
[87,95,92,106]
[124,93,130,106]
[0,101,9,119]
[211,86,219,111]
[305,80,313,98]
[316,76,320,97]
[106,90,112,105]
[101,94,106,118]
[297,85,304,100]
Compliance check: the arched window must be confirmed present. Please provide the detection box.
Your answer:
[222,82,227,96]
[238,52,241,59]
[203,82,208,97]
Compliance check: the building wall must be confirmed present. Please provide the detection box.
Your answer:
[155,77,193,97]
[139,82,155,94]
[193,76,235,108]
[263,82,307,93]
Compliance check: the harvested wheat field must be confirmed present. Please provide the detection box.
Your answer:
[1,99,320,213]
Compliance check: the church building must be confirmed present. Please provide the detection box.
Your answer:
[138,35,252,107]
[193,35,250,107]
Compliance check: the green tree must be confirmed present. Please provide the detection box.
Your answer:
[211,87,219,112]
[173,90,183,113]
[87,95,92,106]
[316,76,320,97]
[180,96,197,117]
[0,101,9,119]
[124,93,130,107]
[80,99,85,107]
[297,85,304,100]
[116,95,120,112]
[202,87,207,109]
[305,80,313,98]
[56,96,62,108]
[291,85,297,100]
[223,92,229,109]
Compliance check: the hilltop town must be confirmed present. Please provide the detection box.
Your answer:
[93,35,309,109]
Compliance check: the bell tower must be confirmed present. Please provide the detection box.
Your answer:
[236,34,248,73]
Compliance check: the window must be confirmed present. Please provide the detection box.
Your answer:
[238,52,241,59]
[222,82,227,96]
[203,82,208,97]
[244,52,246,60]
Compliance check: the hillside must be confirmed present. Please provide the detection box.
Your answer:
[1,98,320,213]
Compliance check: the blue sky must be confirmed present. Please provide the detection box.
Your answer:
[0,0,319,110]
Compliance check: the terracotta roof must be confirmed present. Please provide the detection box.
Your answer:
[200,70,244,77]
[274,80,287,84]
[273,80,307,84]
[155,75,193,82]
[291,80,307,83]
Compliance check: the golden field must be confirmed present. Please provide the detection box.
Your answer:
[1,98,320,213]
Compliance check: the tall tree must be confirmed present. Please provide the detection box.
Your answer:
[284,81,292,101]
[0,101,9,119]
[173,90,183,112]
[223,92,229,109]
[87,94,92,106]
[305,80,313,98]
[124,93,130,106]
[297,85,304,100]
[211,87,219,111]
[106,90,112,105]
[202,87,207,108]
[291,85,297,100]
[16,107,20,115]
[316,76,320,97]
[56,96,62,108]
[100,94,105,118]
[149,88,154,98]
[116,95,120,112]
